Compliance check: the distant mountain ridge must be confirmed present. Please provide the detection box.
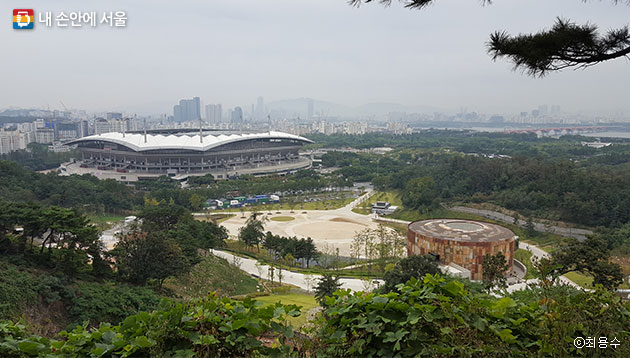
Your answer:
[267,98,440,117]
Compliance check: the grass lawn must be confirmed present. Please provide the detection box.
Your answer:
[514,249,535,279]
[269,216,295,222]
[562,271,629,289]
[255,293,318,327]
[164,255,259,299]
[563,272,594,288]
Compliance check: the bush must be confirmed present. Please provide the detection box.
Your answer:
[67,282,161,327]
[0,264,39,319]
[0,294,301,357]
[316,274,630,357]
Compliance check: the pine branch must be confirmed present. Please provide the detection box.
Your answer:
[488,18,630,77]
[348,0,492,9]
[348,1,630,75]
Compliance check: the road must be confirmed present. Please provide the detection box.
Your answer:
[210,249,382,292]
[450,206,592,241]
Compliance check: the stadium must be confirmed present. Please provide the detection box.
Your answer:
[407,219,517,280]
[64,130,313,182]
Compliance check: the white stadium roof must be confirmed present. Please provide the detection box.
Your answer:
[69,131,313,152]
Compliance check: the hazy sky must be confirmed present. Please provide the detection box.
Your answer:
[2,0,629,116]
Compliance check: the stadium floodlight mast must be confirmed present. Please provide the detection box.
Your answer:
[348,0,630,77]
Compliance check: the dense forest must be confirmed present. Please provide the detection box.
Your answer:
[0,143,75,171]
[306,131,630,158]
[0,161,139,214]
[319,136,630,229]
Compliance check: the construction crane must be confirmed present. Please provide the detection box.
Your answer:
[59,101,69,120]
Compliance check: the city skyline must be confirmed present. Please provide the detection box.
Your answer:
[2,0,630,115]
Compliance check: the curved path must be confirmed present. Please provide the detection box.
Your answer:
[210,249,381,292]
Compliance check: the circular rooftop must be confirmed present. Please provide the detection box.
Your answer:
[408,219,515,243]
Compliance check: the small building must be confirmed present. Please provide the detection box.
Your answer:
[124,216,137,223]
[371,201,398,215]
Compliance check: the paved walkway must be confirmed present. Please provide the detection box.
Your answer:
[450,206,592,241]
[210,249,382,292]
[517,242,582,289]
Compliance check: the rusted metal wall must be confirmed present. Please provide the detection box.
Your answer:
[408,230,514,280]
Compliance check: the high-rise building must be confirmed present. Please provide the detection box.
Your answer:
[205,104,223,123]
[107,112,123,120]
[35,128,55,144]
[231,107,243,125]
[0,130,31,154]
[256,96,264,121]
[56,121,81,140]
[173,97,201,122]
[94,118,129,134]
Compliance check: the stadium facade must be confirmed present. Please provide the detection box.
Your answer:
[64,130,313,181]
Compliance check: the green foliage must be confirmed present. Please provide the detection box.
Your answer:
[188,169,347,193]
[165,255,259,299]
[316,274,630,357]
[0,201,105,277]
[0,263,39,319]
[169,219,228,264]
[1,258,161,330]
[309,132,630,228]
[402,176,438,210]
[238,214,265,251]
[0,294,301,357]
[111,229,189,287]
[552,235,624,290]
[481,252,510,291]
[0,143,74,171]
[2,274,629,357]
[139,203,189,232]
[263,232,319,268]
[0,160,139,213]
[381,255,440,293]
[68,282,161,328]
[314,274,341,307]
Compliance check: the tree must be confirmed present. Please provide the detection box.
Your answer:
[112,229,189,287]
[525,217,537,237]
[552,235,624,290]
[298,238,319,268]
[314,274,342,307]
[352,226,405,272]
[481,252,510,291]
[402,176,438,211]
[349,0,630,76]
[139,202,188,232]
[381,255,440,292]
[239,214,265,252]
[169,219,227,263]
[188,193,203,212]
